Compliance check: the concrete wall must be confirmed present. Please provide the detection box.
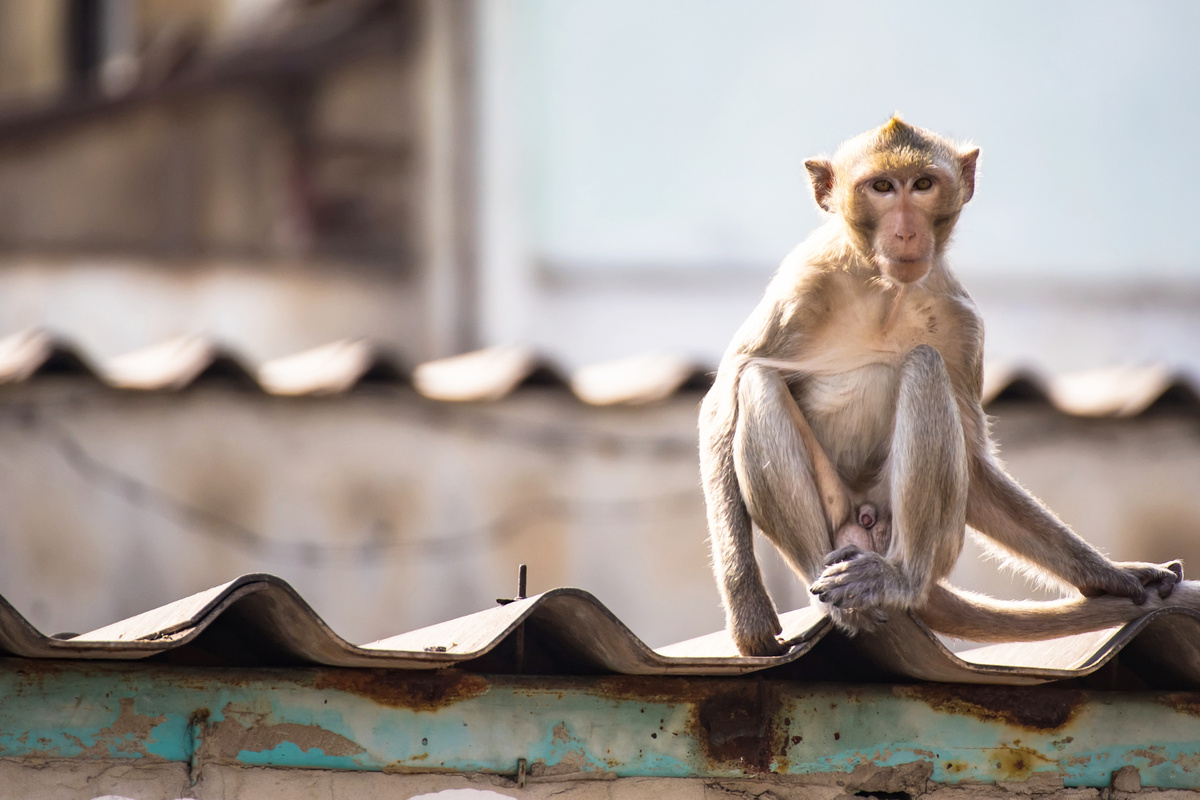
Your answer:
[0,758,1190,800]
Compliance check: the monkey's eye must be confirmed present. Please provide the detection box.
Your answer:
[913,177,933,191]
[871,179,894,193]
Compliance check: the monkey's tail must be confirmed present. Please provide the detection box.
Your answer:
[918,581,1200,643]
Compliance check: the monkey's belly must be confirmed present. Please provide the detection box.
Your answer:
[794,363,899,491]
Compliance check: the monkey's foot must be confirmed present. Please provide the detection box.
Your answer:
[733,629,788,657]
[728,605,786,657]
[724,594,782,657]
[1080,560,1184,604]
[827,605,889,635]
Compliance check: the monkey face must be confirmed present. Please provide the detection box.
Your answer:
[804,117,979,286]
[857,169,946,284]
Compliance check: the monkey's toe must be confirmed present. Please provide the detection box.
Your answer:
[734,632,788,657]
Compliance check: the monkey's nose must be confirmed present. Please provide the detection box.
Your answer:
[896,230,917,243]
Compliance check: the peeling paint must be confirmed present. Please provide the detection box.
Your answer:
[208,716,366,760]
[1,660,1199,788]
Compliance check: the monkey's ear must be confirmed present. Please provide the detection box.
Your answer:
[959,149,980,204]
[804,159,836,212]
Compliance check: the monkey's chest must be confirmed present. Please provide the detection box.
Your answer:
[794,364,900,487]
[789,290,948,484]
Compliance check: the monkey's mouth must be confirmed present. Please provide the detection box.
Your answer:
[877,255,931,283]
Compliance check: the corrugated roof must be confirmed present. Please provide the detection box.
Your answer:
[4,572,1200,688]
[0,329,1198,417]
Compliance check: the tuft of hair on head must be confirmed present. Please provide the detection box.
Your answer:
[875,115,924,151]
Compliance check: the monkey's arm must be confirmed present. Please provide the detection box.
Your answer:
[966,455,1179,602]
[699,368,786,656]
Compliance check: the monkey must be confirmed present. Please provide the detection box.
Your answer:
[834,503,890,555]
[699,117,1188,656]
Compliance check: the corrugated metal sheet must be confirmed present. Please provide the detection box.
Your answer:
[1,329,1198,417]
[4,572,1200,688]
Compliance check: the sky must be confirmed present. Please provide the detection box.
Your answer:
[508,0,1200,280]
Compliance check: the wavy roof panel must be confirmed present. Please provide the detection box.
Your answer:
[2,573,1200,688]
[0,329,1196,417]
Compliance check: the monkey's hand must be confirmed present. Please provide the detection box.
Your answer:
[809,546,902,634]
[1078,561,1183,605]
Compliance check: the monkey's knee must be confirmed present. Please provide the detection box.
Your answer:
[890,344,968,582]
[734,365,811,487]
[900,344,951,386]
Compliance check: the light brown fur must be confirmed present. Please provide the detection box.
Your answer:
[700,117,1185,655]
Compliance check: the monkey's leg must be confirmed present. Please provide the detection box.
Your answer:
[968,453,1182,603]
[810,345,968,630]
[700,370,788,657]
[733,364,844,587]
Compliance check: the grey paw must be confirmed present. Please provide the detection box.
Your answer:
[810,549,891,609]
[829,605,890,635]
[733,629,787,657]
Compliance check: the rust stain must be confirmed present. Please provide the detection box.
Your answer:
[903,685,1084,730]
[584,675,709,704]
[1157,693,1200,718]
[312,668,488,711]
[552,722,572,746]
[984,745,1054,780]
[690,682,779,774]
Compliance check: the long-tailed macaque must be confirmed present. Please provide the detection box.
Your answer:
[700,117,1189,656]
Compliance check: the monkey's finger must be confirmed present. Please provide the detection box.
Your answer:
[1159,565,1181,597]
[813,563,853,583]
[823,545,865,567]
[810,570,860,594]
[817,553,883,581]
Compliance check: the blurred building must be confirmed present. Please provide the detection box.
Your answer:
[0,0,476,363]
[0,0,1195,653]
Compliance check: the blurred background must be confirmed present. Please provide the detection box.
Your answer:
[0,0,1197,648]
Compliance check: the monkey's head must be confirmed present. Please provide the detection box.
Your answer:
[805,117,979,285]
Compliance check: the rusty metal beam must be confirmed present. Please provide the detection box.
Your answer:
[0,658,1198,787]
